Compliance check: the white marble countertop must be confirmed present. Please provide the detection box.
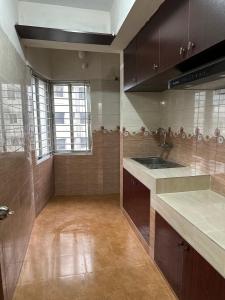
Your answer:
[152,190,225,278]
[123,157,210,194]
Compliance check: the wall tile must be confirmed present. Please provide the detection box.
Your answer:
[0,27,35,300]
[121,82,225,197]
[54,130,120,196]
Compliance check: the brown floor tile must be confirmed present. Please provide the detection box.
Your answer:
[13,195,176,300]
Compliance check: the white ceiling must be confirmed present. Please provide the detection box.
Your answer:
[18,0,114,11]
[20,0,165,53]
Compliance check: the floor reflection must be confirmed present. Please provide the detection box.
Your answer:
[13,195,175,300]
[0,83,24,153]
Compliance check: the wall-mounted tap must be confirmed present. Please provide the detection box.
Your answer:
[157,128,173,149]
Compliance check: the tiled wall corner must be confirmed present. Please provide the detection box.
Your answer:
[54,130,120,196]
[32,153,54,216]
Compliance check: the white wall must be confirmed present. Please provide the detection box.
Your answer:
[110,0,135,34]
[26,48,120,131]
[25,47,52,79]
[49,50,119,81]
[19,1,111,34]
[0,0,24,58]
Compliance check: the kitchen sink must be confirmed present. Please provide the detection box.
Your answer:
[132,157,184,169]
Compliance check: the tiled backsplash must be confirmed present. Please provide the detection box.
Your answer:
[161,88,225,196]
[121,84,225,197]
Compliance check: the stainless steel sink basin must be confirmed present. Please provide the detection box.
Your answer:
[132,157,184,169]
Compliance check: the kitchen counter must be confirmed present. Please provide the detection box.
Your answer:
[123,157,210,194]
[123,157,225,278]
[152,190,225,278]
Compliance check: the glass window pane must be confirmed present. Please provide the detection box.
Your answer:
[53,83,91,153]
[32,77,52,159]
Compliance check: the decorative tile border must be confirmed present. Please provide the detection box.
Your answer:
[93,126,120,134]
[121,126,225,144]
[122,126,159,137]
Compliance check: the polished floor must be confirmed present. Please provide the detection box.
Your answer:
[13,195,176,300]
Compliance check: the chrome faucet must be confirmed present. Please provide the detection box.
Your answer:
[157,128,173,149]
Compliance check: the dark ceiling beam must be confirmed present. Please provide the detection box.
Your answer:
[15,25,115,45]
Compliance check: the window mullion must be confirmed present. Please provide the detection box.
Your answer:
[87,85,91,151]
[69,84,74,151]
[0,86,7,152]
[50,84,56,154]
[35,78,42,158]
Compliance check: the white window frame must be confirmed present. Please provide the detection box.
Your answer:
[32,75,53,160]
[52,81,92,154]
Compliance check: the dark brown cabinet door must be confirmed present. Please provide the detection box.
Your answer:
[123,168,133,213]
[137,16,160,84]
[158,0,189,71]
[155,213,225,300]
[0,269,4,300]
[205,0,225,48]
[182,246,225,300]
[188,0,225,57]
[154,213,184,298]
[188,0,207,56]
[123,169,150,244]
[124,38,137,91]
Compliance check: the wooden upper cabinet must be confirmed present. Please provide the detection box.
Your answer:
[124,37,137,91]
[159,0,189,71]
[188,0,225,57]
[188,0,207,56]
[136,17,160,84]
[205,0,225,47]
[123,0,225,91]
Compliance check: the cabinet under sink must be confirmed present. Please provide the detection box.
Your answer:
[123,168,150,244]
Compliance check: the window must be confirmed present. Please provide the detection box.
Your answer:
[32,76,52,159]
[56,138,66,150]
[55,112,65,124]
[0,84,24,152]
[52,83,91,152]
[9,113,18,124]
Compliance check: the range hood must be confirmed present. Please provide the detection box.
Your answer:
[168,57,225,89]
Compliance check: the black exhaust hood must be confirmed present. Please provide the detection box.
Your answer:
[168,57,225,89]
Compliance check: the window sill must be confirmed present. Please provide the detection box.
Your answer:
[54,151,93,156]
[36,154,52,165]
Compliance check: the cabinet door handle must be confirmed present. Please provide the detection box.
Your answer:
[187,41,195,51]
[153,64,159,70]
[184,245,190,251]
[177,241,184,247]
[0,206,15,220]
[179,46,186,56]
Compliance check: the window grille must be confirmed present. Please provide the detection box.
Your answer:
[32,76,52,159]
[52,82,92,152]
[0,83,24,153]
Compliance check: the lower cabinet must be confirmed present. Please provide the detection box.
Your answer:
[123,169,150,244]
[155,212,225,300]
[154,212,184,298]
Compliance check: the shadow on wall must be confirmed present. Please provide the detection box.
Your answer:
[122,92,162,133]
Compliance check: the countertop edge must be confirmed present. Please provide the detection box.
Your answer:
[152,193,225,278]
